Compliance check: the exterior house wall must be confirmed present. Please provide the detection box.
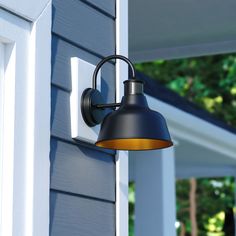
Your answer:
[50,0,116,235]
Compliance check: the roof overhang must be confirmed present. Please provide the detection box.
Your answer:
[129,0,236,62]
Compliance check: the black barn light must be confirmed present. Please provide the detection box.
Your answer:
[81,55,173,150]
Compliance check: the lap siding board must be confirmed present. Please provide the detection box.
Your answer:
[50,0,116,235]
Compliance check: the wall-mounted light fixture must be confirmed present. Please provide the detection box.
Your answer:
[81,55,173,150]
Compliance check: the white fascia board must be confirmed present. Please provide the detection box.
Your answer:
[0,0,50,21]
[131,39,236,63]
[147,95,236,159]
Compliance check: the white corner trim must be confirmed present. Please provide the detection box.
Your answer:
[116,1,129,236]
[0,0,51,21]
[116,151,129,236]
[147,95,236,159]
[28,4,51,236]
[0,3,51,236]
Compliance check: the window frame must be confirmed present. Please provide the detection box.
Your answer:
[0,2,51,235]
[0,41,4,234]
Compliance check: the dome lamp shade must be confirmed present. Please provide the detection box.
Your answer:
[81,55,173,151]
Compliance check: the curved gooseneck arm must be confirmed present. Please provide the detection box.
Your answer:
[81,55,138,126]
[92,55,136,90]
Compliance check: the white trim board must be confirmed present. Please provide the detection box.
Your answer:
[147,95,236,160]
[176,166,236,179]
[131,39,236,62]
[0,12,29,235]
[0,41,4,235]
[0,0,50,21]
[0,3,51,236]
[116,1,129,236]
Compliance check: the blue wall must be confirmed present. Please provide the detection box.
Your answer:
[50,1,116,235]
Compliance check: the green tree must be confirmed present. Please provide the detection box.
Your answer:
[176,177,235,236]
[135,54,236,127]
[129,182,135,236]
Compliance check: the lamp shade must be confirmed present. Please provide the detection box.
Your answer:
[95,80,173,150]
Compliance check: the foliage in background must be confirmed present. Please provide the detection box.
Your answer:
[176,177,235,236]
[129,54,236,236]
[129,182,135,236]
[135,54,236,127]
[129,177,235,236]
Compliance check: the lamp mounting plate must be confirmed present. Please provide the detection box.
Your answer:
[81,88,106,127]
[70,57,101,143]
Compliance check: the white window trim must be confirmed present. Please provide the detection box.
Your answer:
[116,1,129,236]
[0,42,4,234]
[0,1,51,235]
[0,30,16,236]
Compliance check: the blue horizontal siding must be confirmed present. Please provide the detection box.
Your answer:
[80,0,115,18]
[52,0,115,57]
[50,191,115,236]
[50,0,116,235]
[50,138,115,201]
[51,36,116,103]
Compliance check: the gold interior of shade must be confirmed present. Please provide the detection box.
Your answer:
[96,138,173,151]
